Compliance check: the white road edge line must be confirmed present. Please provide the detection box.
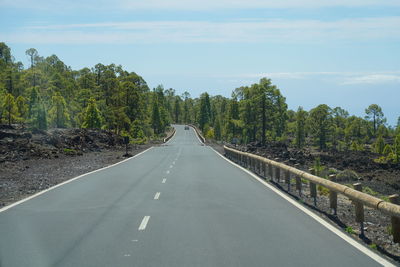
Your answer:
[210,147,395,267]
[138,216,150,231]
[0,147,154,213]
[154,192,161,200]
[189,126,204,144]
[162,178,166,183]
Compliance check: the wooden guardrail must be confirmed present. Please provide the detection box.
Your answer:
[188,124,205,143]
[224,145,400,243]
[163,127,176,143]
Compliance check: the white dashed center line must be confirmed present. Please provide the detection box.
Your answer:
[169,165,173,168]
[162,178,166,183]
[166,170,170,174]
[138,216,150,231]
[154,192,161,200]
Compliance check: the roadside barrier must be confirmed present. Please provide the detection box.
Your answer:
[163,127,176,143]
[224,145,400,243]
[188,124,205,143]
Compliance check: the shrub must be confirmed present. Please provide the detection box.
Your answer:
[345,226,355,234]
[336,169,359,181]
[317,185,330,196]
[63,148,77,155]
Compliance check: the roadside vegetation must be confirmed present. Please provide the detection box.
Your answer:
[1,42,399,168]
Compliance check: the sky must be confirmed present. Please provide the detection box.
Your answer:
[1,0,399,125]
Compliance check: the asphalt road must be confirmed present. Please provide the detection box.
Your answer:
[0,125,390,266]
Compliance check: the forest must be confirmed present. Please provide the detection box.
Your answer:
[0,42,399,164]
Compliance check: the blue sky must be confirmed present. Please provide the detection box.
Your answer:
[1,0,399,125]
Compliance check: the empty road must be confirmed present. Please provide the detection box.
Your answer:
[0,125,392,266]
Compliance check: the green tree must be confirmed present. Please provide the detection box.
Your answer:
[49,92,69,128]
[374,135,385,154]
[174,96,181,123]
[214,118,222,140]
[365,104,386,136]
[198,92,211,132]
[16,95,28,123]
[28,87,39,118]
[0,42,12,64]
[2,93,19,126]
[295,106,307,148]
[131,119,145,139]
[31,102,47,130]
[25,48,39,88]
[394,134,400,163]
[151,93,162,135]
[82,98,102,129]
[308,104,331,150]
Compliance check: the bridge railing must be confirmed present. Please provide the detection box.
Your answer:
[188,124,205,143]
[163,127,176,143]
[224,145,400,243]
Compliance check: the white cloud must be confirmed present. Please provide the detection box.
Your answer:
[237,71,400,85]
[2,0,400,10]
[341,74,400,85]
[4,17,400,45]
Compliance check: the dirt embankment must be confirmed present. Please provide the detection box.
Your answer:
[0,125,151,208]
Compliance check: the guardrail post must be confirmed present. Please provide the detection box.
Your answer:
[263,162,266,178]
[258,160,261,175]
[285,170,291,191]
[294,164,302,196]
[389,194,400,243]
[309,168,317,206]
[329,174,337,215]
[296,176,302,197]
[268,164,273,181]
[275,167,280,183]
[353,183,365,237]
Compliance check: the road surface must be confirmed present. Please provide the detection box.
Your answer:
[0,125,390,266]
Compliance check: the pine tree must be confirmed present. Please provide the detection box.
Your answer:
[82,98,102,129]
[151,95,162,135]
[374,135,385,154]
[394,134,400,163]
[199,92,211,132]
[49,92,69,128]
[32,102,47,130]
[295,107,307,148]
[2,93,19,126]
[214,118,222,140]
[308,104,332,150]
[16,96,28,123]
[131,119,145,139]
[174,97,181,123]
[28,87,39,118]
[365,104,386,136]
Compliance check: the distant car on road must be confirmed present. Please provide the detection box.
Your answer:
[184,125,189,130]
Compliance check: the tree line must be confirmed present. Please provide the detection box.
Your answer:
[0,43,177,142]
[0,42,399,162]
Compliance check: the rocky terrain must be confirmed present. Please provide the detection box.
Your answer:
[239,141,400,196]
[0,125,155,208]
